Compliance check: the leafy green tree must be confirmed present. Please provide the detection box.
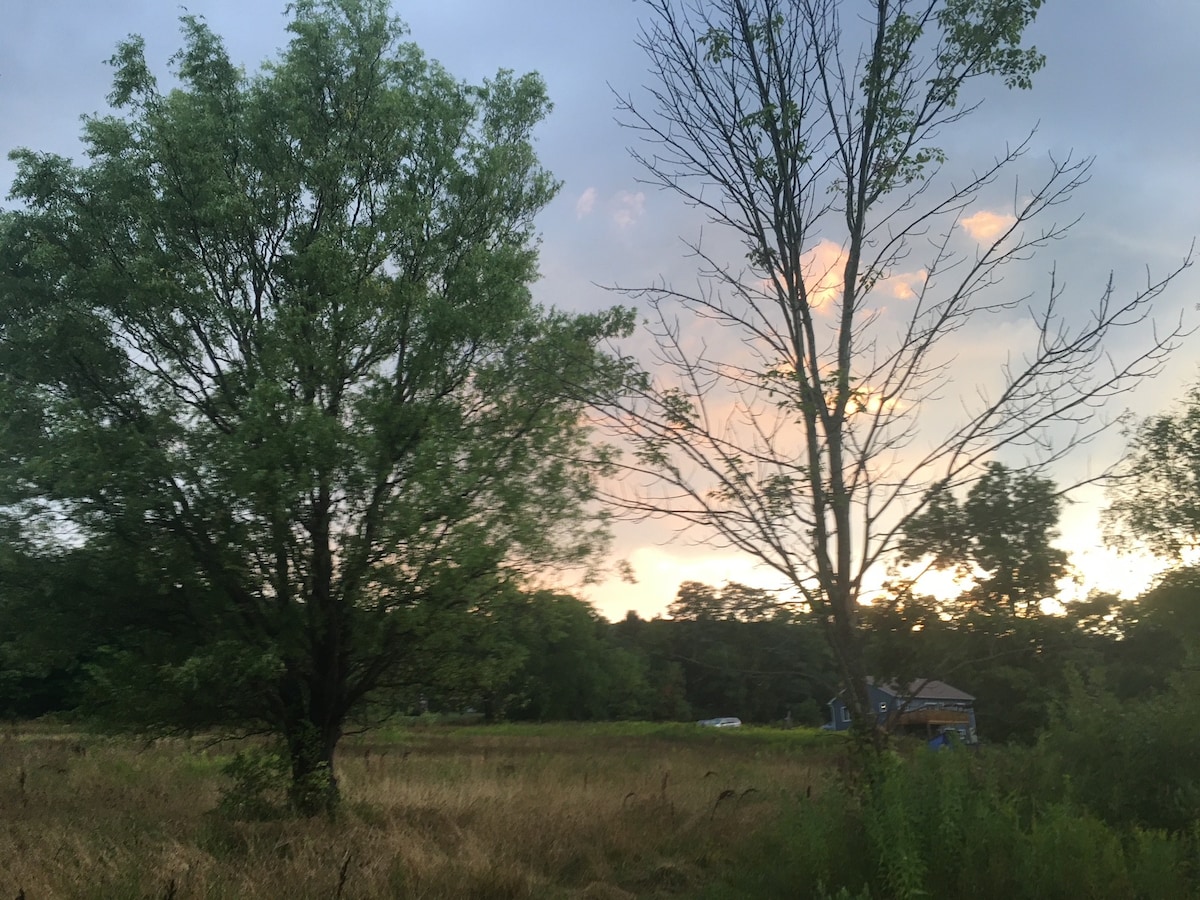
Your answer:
[372,580,533,721]
[500,591,648,721]
[668,581,727,622]
[1102,383,1200,699]
[408,588,652,722]
[0,544,85,719]
[900,462,1071,615]
[668,579,795,623]
[0,0,629,813]
[602,0,1187,743]
[658,581,832,722]
[860,584,953,694]
[1107,381,1200,559]
[0,530,195,721]
[1133,568,1200,652]
[862,584,1119,743]
[1091,568,1200,701]
[871,460,1131,741]
[611,612,694,720]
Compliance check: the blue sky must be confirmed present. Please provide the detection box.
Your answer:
[3,1,1198,618]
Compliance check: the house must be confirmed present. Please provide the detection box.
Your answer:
[827,678,977,742]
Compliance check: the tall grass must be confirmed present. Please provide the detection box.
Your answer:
[706,744,1200,900]
[4,723,1196,898]
[0,723,832,899]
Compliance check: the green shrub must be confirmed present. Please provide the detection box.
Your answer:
[1042,671,1200,832]
[1017,803,1132,899]
[216,746,289,820]
[700,790,868,900]
[862,754,926,900]
[1126,827,1194,900]
[707,742,1200,900]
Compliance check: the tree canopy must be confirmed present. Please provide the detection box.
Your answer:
[900,462,1071,615]
[0,0,630,812]
[1106,380,1200,560]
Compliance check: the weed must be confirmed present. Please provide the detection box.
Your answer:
[215,747,289,820]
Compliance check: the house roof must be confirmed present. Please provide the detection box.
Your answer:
[870,678,975,703]
[828,677,976,706]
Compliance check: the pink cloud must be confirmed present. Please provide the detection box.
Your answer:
[886,269,927,300]
[961,210,1016,243]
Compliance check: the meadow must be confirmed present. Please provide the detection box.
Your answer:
[4,721,1198,899]
[0,722,837,899]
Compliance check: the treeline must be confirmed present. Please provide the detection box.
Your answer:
[4,538,1197,749]
[0,549,830,728]
[407,565,1200,749]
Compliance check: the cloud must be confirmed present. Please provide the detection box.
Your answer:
[844,383,902,417]
[612,190,645,228]
[799,239,846,312]
[961,209,1016,243]
[758,250,926,312]
[575,186,598,219]
[885,269,927,300]
[759,239,846,312]
[585,545,789,620]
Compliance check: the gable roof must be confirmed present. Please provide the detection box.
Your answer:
[870,678,975,703]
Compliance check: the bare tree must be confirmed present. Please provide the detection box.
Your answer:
[602,0,1190,741]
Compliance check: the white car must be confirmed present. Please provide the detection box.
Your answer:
[697,717,742,728]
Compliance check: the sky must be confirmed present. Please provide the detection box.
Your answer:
[2,1,1199,620]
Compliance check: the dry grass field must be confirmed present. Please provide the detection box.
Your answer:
[0,722,841,899]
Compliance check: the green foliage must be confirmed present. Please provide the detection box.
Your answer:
[1135,566,1200,643]
[1042,670,1200,834]
[0,546,85,719]
[499,593,649,722]
[390,581,836,728]
[405,589,654,722]
[637,582,832,724]
[1108,380,1200,558]
[708,744,1200,899]
[863,756,927,900]
[935,0,1046,91]
[217,746,291,821]
[901,463,1070,615]
[0,0,632,812]
[1079,570,1200,703]
[858,0,1045,197]
[1125,826,1197,900]
[1019,803,1133,899]
[668,580,796,623]
[863,566,1134,744]
[702,790,869,899]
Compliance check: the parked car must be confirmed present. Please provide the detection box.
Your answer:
[697,717,742,728]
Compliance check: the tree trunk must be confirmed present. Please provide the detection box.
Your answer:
[279,661,343,816]
[284,713,341,816]
[829,590,886,756]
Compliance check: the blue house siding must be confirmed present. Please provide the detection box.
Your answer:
[827,679,977,740]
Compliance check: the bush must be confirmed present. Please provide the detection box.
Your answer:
[216,746,290,820]
[1042,671,1200,832]
[706,743,1200,899]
